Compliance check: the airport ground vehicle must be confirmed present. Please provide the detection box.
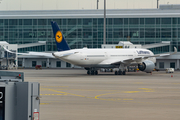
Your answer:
[127,66,137,72]
[166,68,174,73]
[35,65,42,70]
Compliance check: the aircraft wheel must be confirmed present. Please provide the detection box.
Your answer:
[95,71,98,75]
[91,71,94,75]
[122,71,126,75]
[87,70,90,75]
[115,71,118,75]
[118,71,122,75]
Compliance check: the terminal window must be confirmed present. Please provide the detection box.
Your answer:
[66,63,71,68]
[18,61,22,67]
[170,62,175,69]
[56,61,61,67]
[159,62,164,69]
[32,61,37,67]
[42,61,46,67]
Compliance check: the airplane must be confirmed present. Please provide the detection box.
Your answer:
[51,21,177,75]
[2,21,177,75]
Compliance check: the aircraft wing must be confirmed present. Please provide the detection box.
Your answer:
[2,46,55,58]
[100,57,143,65]
[18,52,55,58]
[52,52,76,58]
[3,46,76,58]
[101,47,177,65]
[142,47,177,58]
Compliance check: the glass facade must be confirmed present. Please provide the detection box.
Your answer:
[56,61,61,67]
[159,62,164,68]
[32,61,37,67]
[0,18,180,53]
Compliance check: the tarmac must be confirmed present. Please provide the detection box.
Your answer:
[11,69,180,120]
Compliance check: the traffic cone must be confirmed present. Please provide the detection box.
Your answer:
[171,75,173,77]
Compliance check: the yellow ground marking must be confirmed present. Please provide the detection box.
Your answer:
[95,92,133,101]
[123,91,140,93]
[40,88,117,93]
[41,88,154,102]
[47,89,86,98]
[41,86,69,88]
[40,103,49,105]
[95,93,118,99]
[56,89,117,92]
[44,88,130,101]
[39,88,180,106]
[95,88,154,101]
[139,88,154,92]
[40,94,65,96]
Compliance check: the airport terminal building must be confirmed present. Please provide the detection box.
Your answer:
[0,4,180,70]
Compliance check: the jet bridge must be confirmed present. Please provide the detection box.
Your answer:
[0,71,40,120]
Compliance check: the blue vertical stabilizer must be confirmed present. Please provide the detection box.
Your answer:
[51,21,70,51]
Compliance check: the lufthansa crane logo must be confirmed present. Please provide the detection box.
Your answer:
[55,31,63,43]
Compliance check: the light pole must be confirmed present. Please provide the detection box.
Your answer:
[6,46,8,70]
[97,0,99,9]
[103,0,106,44]
[157,0,159,9]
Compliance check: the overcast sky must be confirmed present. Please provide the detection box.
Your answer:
[0,0,180,10]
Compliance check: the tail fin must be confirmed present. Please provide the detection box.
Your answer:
[51,21,70,51]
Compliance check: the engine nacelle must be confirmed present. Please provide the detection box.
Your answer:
[138,60,155,73]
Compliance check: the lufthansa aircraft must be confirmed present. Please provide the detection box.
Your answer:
[51,21,177,75]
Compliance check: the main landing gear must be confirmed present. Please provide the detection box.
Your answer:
[87,70,98,75]
[85,67,98,75]
[115,64,126,75]
[115,70,126,75]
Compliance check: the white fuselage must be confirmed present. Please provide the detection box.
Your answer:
[53,48,156,68]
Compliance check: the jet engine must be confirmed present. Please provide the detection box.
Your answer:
[138,60,155,73]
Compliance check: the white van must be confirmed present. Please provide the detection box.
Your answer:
[166,68,174,73]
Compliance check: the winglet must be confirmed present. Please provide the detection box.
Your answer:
[171,47,177,55]
[159,47,177,57]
